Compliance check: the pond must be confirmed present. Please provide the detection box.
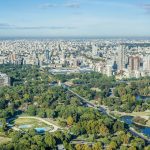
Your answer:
[121,116,150,137]
[18,125,51,133]
[35,127,50,133]
[136,95,150,101]
[19,124,32,129]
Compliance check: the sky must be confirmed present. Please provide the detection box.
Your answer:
[0,0,150,37]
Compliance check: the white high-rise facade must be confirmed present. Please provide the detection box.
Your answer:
[143,55,150,71]
[92,44,98,56]
[117,45,126,71]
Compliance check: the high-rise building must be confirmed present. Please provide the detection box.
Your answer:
[117,45,126,71]
[45,50,50,60]
[92,44,98,56]
[106,65,112,77]
[128,56,140,71]
[143,55,150,71]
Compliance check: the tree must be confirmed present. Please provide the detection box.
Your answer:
[144,146,150,150]
[0,118,8,132]
[120,146,128,150]
[67,116,74,126]
[122,133,131,144]
[0,99,7,109]
[32,135,44,147]
[131,138,145,149]
[27,105,36,116]
[37,109,46,118]
[113,121,124,132]
[44,133,56,148]
[82,144,92,150]
[128,146,136,150]
[99,124,109,136]
[23,93,30,101]
[92,142,102,150]
[70,97,80,106]
[107,141,117,150]
[75,144,82,150]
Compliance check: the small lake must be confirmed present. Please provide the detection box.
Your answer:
[136,95,150,101]
[121,116,150,137]
[18,125,51,133]
[35,127,50,133]
[19,124,32,129]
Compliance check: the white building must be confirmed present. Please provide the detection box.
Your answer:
[117,45,126,71]
[143,55,150,71]
[0,73,10,86]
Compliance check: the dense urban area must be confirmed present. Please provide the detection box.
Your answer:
[0,39,150,78]
[0,39,150,150]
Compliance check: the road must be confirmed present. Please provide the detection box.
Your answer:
[62,83,150,144]
[62,84,107,113]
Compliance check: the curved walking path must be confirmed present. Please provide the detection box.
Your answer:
[18,116,61,132]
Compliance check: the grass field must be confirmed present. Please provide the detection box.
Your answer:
[113,111,150,117]
[91,87,101,92]
[147,120,150,126]
[0,136,11,145]
[14,118,53,130]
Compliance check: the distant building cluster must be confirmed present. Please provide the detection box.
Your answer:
[0,39,150,79]
[114,45,150,79]
[0,72,10,86]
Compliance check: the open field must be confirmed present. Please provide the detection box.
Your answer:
[15,118,50,128]
[91,87,101,92]
[0,136,11,145]
[14,117,54,131]
[14,116,61,132]
[113,111,150,117]
[147,120,150,126]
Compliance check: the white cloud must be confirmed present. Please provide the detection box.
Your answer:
[39,2,80,9]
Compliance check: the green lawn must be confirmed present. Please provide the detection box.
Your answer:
[91,87,101,92]
[0,136,11,145]
[14,118,53,130]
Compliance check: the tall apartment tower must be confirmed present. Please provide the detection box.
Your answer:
[143,55,150,71]
[128,56,140,71]
[92,44,98,56]
[117,45,126,71]
[45,50,50,60]
[133,56,140,71]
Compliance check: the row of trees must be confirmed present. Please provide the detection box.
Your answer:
[64,71,150,113]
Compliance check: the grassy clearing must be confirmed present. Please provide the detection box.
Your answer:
[0,136,11,145]
[14,118,53,129]
[91,87,101,92]
[146,120,150,126]
[113,111,150,117]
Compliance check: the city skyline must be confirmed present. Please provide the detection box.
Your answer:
[0,0,150,37]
